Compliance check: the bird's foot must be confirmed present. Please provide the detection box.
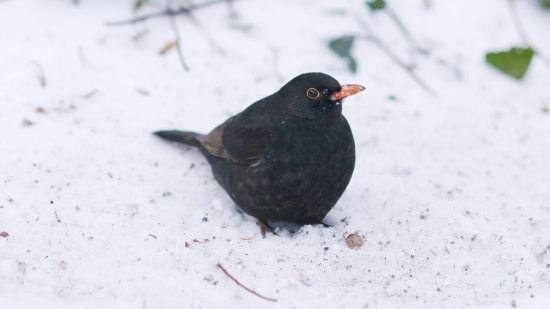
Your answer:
[258,219,278,238]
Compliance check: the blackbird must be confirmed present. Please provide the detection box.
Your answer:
[154,72,364,236]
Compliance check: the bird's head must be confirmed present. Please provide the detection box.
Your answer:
[278,72,365,126]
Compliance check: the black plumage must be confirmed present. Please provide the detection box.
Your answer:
[154,72,364,236]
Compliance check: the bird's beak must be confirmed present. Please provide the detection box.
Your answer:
[330,84,366,101]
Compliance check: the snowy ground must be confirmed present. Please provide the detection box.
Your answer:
[1,0,549,308]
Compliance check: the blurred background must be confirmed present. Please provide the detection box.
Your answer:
[1,1,549,308]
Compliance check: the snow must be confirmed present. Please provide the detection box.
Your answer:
[1,0,549,308]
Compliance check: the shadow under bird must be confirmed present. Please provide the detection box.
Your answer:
[154,72,364,236]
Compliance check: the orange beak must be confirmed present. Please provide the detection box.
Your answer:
[330,84,366,101]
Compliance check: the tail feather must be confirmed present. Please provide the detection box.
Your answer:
[153,130,204,147]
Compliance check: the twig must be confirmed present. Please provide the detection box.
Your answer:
[105,0,228,26]
[507,0,529,46]
[83,89,98,99]
[385,6,429,55]
[365,34,435,95]
[375,5,462,80]
[217,263,277,302]
[507,0,550,71]
[106,0,231,72]
[167,0,189,71]
[132,29,149,41]
[183,163,195,176]
[54,209,61,223]
[357,18,436,96]
[30,61,46,87]
[436,57,462,79]
[107,8,186,26]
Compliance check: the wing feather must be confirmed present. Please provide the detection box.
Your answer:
[202,106,275,165]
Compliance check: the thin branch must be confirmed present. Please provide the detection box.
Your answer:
[385,6,429,55]
[106,0,228,26]
[132,29,149,41]
[30,61,46,87]
[183,163,195,176]
[167,0,189,71]
[381,5,462,79]
[356,18,436,96]
[217,263,277,302]
[107,0,231,72]
[107,9,183,26]
[507,0,529,46]
[436,57,462,79]
[363,35,435,95]
[507,0,550,71]
[83,89,98,99]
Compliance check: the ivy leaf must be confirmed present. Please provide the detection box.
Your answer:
[348,57,357,74]
[485,47,535,80]
[366,0,386,11]
[329,36,354,58]
[134,0,148,11]
[329,36,358,74]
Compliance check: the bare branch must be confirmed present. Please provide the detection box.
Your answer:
[217,263,277,302]
[380,6,462,80]
[30,61,46,87]
[356,18,436,96]
[385,6,429,55]
[167,1,189,71]
[83,89,98,99]
[107,0,232,72]
[507,0,529,46]
[106,0,229,26]
[132,29,149,41]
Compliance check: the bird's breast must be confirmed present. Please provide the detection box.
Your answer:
[266,122,355,175]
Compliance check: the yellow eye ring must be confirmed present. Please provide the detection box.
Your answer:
[306,88,320,99]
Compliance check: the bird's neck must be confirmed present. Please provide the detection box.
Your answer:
[290,108,343,130]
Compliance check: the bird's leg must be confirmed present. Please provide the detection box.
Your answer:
[258,219,278,238]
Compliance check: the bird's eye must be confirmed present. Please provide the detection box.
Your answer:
[306,88,320,99]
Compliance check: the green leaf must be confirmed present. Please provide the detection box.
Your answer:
[485,47,535,80]
[329,36,358,74]
[348,57,357,74]
[366,0,386,11]
[543,0,550,9]
[134,0,147,11]
[329,36,354,58]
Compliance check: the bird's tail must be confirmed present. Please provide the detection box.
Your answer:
[153,130,205,147]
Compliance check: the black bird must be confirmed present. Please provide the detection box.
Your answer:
[154,72,364,236]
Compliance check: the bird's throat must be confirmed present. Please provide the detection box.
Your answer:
[290,104,343,129]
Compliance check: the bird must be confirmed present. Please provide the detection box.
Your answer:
[154,72,364,236]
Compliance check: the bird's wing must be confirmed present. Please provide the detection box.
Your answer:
[202,113,273,165]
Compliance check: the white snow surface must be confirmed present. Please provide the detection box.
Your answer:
[1,0,550,308]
